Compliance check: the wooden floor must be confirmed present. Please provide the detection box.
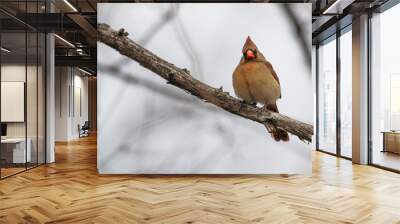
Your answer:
[373,150,400,171]
[1,167,26,178]
[1,135,400,223]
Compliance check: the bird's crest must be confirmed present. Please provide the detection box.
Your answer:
[242,36,258,53]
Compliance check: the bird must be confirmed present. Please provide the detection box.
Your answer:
[232,36,289,142]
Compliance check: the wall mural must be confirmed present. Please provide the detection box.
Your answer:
[97,3,313,174]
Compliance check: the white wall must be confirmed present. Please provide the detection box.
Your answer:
[55,67,69,141]
[98,3,312,174]
[55,67,89,141]
[1,65,40,138]
[70,72,89,138]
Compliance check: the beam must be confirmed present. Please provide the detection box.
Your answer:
[67,13,97,38]
[55,55,96,70]
[322,0,356,14]
[13,13,82,32]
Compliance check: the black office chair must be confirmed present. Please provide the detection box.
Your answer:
[79,121,90,138]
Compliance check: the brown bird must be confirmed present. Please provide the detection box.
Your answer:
[233,36,289,141]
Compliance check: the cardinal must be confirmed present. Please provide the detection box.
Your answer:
[232,36,289,141]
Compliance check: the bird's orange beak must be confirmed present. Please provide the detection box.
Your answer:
[245,50,255,60]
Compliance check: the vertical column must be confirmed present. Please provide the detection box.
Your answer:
[46,1,55,163]
[312,45,318,150]
[352,14,369,164]
[336,30,341,156]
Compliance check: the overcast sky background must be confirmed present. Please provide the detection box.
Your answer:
[97,3,313,174]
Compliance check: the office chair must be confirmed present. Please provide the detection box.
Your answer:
[79,121,90,138]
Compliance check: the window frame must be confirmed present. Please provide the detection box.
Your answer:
[315,24,353,161]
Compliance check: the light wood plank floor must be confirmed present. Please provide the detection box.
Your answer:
[1,135,400,223]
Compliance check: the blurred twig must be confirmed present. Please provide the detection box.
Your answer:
[281,3,311,67]
[98,64,218,111]
[112,4,179,68]
[172,7,204,80]
[98,23,313,142]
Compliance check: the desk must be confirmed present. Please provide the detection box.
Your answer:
[382,131,400,154]
[1,138,31,163]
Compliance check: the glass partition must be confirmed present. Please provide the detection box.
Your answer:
[0,2,46,179]
[27,30,38,169]
[340,28,352,158]
[317,36,337,154]
[370,4,400,171]
[1,31,28,177]
[26,0,41,169]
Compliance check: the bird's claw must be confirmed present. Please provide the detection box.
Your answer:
[238,100,256,112]
[238,100,245,112]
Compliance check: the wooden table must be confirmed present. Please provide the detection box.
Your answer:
[382,131,400,154]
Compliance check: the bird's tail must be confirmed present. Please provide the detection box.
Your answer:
[266,104,289,142]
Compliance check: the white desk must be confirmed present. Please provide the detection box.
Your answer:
[1,138,31,163]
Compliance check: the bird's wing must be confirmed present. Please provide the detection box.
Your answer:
[263,61,280,85]
[260,60,281,99]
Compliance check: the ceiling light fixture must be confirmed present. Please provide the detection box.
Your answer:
[54,34,75,48]
[76,49,84,55]
[1,47,11,53]
[322,0,344,15]
[63,0,78,12]
[78,67,93,76]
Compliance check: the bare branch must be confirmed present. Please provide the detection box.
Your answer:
[97,23,314,142]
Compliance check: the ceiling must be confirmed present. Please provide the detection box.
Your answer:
[311,0,391,44]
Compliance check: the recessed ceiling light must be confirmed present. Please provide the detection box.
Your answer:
[322,0,355,15]
[322,0,343,15]
[63,0,78,12]
[1,47,11,53]
[78,67,93,76]
[54,34,75,48]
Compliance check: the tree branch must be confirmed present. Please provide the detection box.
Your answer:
[97,23,314,142]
